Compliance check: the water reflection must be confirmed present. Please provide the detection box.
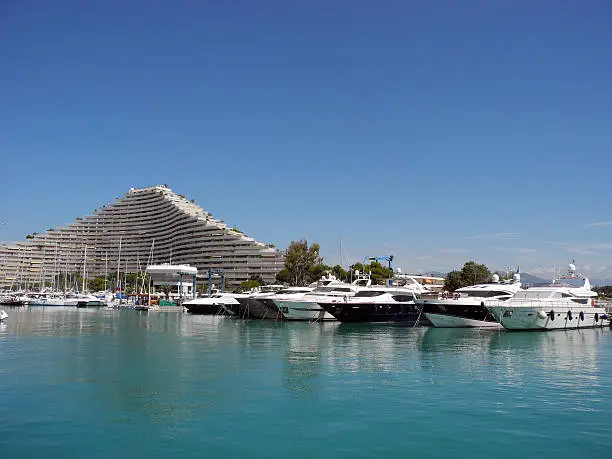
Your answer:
[1,309,610,430]
[282,322,327,394]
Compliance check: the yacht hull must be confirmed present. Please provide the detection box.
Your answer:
[419,301,501,328]
[184,303,225,315]
[318,302,429,325]
[487,305,610,330]
[274,300,335,321]
[424,313,502,328]
[235,298,281,320]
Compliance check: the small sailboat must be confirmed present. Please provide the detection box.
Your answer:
[0,310,8,321]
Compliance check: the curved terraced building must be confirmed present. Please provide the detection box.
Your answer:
[0,185,285,289]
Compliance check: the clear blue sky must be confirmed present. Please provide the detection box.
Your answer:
[1,1,611,281]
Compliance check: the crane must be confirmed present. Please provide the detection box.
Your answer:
[363,255,394,271]
[207,269,225,295]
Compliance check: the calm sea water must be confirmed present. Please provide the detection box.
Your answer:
[1,307,611,458]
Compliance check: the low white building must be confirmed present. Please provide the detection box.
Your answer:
[146,264,198,299]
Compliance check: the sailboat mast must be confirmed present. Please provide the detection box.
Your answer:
[116,236,122,293]
[82,246,87,293]
[104,251,108,291]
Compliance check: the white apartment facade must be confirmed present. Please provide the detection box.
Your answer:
[0,185,285,289]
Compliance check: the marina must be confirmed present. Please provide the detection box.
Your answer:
[2,1,610,457]
[2,263,611,331]
[1,306,611,458]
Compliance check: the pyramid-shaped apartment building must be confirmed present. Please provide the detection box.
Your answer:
[0,185,285,289]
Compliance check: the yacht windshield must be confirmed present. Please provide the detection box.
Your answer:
[354,291,385,298]
[461,290,512,298]
[514,290,561,300]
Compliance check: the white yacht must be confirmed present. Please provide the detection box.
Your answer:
[271,275,344,321]
[235,285,286,319]
[417,272,523,328]
[318,274,433,324]
[183,291,244,315]
[487,264,610,330]
[271,274,361,321]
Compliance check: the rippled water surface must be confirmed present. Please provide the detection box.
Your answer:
[1,307,611,458]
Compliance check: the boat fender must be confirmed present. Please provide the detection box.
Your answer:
[537,310,547,320]
[601,314,609,320]
[579,311,584,321]
[567,310,573,321]
[549,310,555,321]
[595,313,599,322]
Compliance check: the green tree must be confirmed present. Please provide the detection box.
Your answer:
[444,261,491,291]
[283,240,323,286]
[461,261,491,285]
[349,262,365,280]
[331,265,349,282]
[444,270,463,291]
[348,262,392,285]
[594,286,612,298]
[368,261,393,285]
[308,264,331,283]
[88,276,107,292]
[275,268,292,284]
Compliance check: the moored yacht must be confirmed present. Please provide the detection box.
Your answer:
[318,273,433,324]
[272,273,371,321]
[417,272,522,328]
[487,264,610,330]
[183,291,243,315]
[235,285,285,319]
[0,292,30,306]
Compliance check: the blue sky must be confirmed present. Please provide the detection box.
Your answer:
[1,1,611,281]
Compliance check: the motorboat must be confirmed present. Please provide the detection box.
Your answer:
[73,293,107,308]
[183,291,243,315]
[260,286,317,320]
[0,293,30,306]
[417,272,522,328]
[235,285,285,319]
[271,273,369,321]
[487,264,610,330]
[0,310,7,321]
[318,274,434,324]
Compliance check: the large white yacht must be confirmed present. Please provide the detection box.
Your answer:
[183,291,245,315]
[487,264,610,330]
[317,273,434,324]
[270,274,368,321]
[417,272,523,328]
[235,285,286,319]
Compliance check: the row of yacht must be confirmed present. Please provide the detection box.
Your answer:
[184,264,611,331]
[2,263,610,331]
[0,290,113,308]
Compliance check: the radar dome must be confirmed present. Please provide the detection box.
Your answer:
[395,268,402,274]
[568,263,576,273]
[491,273,500,283]
[513,272,521,282]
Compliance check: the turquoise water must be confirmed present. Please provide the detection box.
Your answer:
[1,307,611,458]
